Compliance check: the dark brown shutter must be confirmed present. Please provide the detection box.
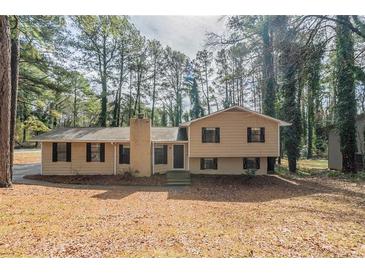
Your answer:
[247,128,252,143]
[260,127,265,142]
[202,128,206,143]
[86,143,91,162]
[256,158,260,169]
[100,143,105,162]
[52,143,58,162]
[163,145,168,164]
[213,158,218,169]
[125,147,130,164]
[243,158,247,169]
[119,145,123,164]
[200,158,205,170]
[66,143,72,162]
[215,128,220,143]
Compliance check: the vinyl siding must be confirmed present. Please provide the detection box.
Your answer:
[189,110,280,157]
[190,157,267,175]
[42,142,114,175]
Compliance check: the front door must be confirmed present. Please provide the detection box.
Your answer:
[173,145,184,169]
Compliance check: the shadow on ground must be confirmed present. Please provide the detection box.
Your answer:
[14,174,365,204]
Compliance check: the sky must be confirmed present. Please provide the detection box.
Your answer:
[129,16,226,59]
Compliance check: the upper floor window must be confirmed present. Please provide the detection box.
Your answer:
[119,144,130,164]
[202,127,220,143]
[200,158,218,170]
[52,142,71,162]
[86,143,105,162]
[155,144,168,165]
[247,127,265,143]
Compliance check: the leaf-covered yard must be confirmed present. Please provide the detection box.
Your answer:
[0,174,364,257]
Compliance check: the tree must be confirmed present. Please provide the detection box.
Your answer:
[261,16,276,117]
[9,16,20,179]
[277,16,302,173]
[335,15,357,173]
[0,16,12,187]
[306,44,323,159]
[189,78,204,119]
[71,16,121,127]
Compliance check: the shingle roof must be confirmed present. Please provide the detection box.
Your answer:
[179,105,291,127]
[31,127,188,142]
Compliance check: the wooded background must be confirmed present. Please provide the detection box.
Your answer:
[1,15,365,184]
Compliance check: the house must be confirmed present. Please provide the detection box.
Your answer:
[32,106,291,176]
[328,113,365,170]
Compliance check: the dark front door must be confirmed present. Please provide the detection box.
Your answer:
[173,145,184,169]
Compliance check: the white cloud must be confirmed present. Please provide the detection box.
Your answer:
[130,16,226,59]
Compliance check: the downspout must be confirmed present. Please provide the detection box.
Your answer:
[113,143,117,175]
[40,142,43,175]
[152,141,154,175]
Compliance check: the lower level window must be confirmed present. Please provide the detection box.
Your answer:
[155,144,168,165]
[119,144,130,164]
[86,143,105,162]
[200,158,218,170]
[243,157,260,169]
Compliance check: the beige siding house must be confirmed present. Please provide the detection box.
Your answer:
[33,106,290,176]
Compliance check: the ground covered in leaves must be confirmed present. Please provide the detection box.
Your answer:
[14,149,41,165]
[1,174,364,257]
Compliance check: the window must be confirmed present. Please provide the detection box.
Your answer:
[200,158,218,170]
[202,127,220,143]
[243,157,260,169]
[154,144,168,165]
[247,127,265,143]
[86,143,105,162]
[119,144,130,164]
[52,142,71,162]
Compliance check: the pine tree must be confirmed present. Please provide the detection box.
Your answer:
[189,78,204,119]
[335,15,357,173]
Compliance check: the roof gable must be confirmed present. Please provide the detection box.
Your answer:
[180,106,291,127]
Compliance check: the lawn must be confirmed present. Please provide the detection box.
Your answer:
[14,149,41,164]
[1,174,364,257]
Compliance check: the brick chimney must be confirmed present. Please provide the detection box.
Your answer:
[129,115,151,177]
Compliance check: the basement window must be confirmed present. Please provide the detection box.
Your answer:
[243,157,260,169]
[200,158,218,170]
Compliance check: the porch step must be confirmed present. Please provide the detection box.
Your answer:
[166,171,191,185]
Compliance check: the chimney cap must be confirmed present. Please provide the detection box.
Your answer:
[137,113,145,119]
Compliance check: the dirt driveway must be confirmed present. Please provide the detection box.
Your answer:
[1,174,364,257]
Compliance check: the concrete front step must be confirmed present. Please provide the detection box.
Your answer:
[166,181,191,186]
[166,171,191,185]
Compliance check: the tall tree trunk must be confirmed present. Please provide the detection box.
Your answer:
[335,15,357,173]
[99,34,108,127]
[262,16,276,117]
[9,18,19,180]
[73,87,77,127]
[151,61,157,126]
[0,16,12,187]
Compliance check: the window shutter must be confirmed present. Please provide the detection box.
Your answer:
[256,158,260,169]
[119,145,123,164]
[86,143,91,162]
[200,158,205,170]
[202,128,206,143]
[213,158,218,169]
[243,158,247,169]
[52,143,58,162]
[163,145,168,164]
[66,143,72,162]
[100,143,105,162]
[247,128,252,143]
[215,128,220,143]
[260,127,265,142]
